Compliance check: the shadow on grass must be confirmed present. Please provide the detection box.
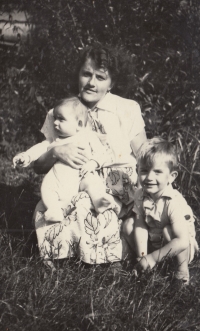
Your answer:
[0,182,39,257]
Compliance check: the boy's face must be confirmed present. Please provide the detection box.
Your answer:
[53,105,79,138]
[138,154,177,200]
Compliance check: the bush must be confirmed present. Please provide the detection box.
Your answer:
[0,0,199,208]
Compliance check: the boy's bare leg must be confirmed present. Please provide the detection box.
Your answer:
[122,216,136,252]
[163,225,189,283]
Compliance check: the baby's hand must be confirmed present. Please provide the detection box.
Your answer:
[133,254,156,277]
[80,160,98,178]
[13,153,30,168]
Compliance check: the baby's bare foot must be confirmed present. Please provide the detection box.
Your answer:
[93,194,116,214]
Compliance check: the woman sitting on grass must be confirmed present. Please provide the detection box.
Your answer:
[13,96,121,221]
[29,43,147,265]
[123,137,198,284]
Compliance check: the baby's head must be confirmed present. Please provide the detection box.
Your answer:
[137,137,179,199]
[53,97,88,138]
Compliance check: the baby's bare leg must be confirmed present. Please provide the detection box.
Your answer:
[41,165,81,221]
[80,173,116,214]
[41,171,64,222]
[163,225,189,283]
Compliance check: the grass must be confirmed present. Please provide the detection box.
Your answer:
[0,139,200,331]
[0,234,200,331]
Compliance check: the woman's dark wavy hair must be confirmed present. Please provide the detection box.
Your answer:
[72,43,137,97]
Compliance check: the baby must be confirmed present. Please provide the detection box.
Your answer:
[123,137,198,284]
[13,97,117,221]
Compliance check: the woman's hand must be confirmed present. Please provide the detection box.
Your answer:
[34,143,89,174]
[54,143,89,169]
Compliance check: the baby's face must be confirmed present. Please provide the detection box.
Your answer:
[138,154,177,200]
[53,105,79,138]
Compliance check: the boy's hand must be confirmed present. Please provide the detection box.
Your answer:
[133,254,156,277]
[13,153,30,168]
[80,160,98,178]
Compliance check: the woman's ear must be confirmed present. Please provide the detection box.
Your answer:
[169,171,178,184]
[107,81,115,93]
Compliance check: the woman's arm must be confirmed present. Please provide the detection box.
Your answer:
[130,129,147,187]
[33,147,57,174]
[130,129,147,157]
[34,143,89,174]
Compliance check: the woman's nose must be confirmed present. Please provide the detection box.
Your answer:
[54,119,59,126]
[88,74,95,86]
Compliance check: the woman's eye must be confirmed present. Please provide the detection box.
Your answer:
[97,75,104,81]
[83,71,91,77]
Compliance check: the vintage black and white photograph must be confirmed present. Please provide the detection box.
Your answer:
[0,1,200,330]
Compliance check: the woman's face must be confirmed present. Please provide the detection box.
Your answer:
[78,57,112,108]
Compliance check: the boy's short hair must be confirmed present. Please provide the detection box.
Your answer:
[54,96,88,125]
[137,137,179,172]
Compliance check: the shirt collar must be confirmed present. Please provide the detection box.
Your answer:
[138,184,176,201]
[88,92,117,114]
[78,92,117,113]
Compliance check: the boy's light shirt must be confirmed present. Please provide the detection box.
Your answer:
[134,184,198,260]
[134,185,194,226]
[41,92,145,168]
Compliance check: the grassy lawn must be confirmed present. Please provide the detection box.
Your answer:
[0,142,200,331]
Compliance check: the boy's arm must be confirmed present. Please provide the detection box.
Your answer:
[133,219,189,275]
[134,213,148,257]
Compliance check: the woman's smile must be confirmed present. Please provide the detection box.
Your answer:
[84,88,97,93]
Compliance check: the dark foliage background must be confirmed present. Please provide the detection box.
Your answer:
[1,0,200,129]
[0,0,199,207]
